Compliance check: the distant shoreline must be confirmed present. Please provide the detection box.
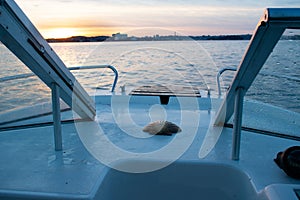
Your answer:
[46,34,252,43]
[46,34,300,43]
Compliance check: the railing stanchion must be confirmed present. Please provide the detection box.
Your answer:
[51,83,62,151]
[232,87,245,160]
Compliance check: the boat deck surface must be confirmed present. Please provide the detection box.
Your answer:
[0,95,299,199]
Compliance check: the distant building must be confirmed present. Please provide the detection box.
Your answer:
[112,32,128,40]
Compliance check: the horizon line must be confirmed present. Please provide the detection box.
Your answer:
[45,33,253,40]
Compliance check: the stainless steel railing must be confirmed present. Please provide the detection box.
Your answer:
[216,67,237,97]
[0,65,119,92]
[68,65,118,92]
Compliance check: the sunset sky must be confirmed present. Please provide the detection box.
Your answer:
[14,0,300,39]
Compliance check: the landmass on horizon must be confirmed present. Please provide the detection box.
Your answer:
[46,33,253,43]
[46,33,300,43]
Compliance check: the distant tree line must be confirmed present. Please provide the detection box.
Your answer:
[190,34,252,40]
[46,33,300,43]
[46,36,109,43]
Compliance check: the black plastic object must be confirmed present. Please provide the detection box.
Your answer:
[274,146,300,179]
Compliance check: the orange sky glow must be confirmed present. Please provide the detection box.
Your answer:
[14,0,300,39]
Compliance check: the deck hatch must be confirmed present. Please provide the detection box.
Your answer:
[130,85,201,104]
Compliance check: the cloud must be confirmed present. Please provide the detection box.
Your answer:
[14,0,300,36]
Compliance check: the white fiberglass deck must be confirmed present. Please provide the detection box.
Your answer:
[0,3,299,199]
[0,95,299,199]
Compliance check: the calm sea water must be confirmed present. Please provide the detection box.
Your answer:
[0,39,299,113]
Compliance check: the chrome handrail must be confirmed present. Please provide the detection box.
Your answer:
[0,73,34,82]
[68,65,119,92]
[0,65,119,92]
[216,67,237,97]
